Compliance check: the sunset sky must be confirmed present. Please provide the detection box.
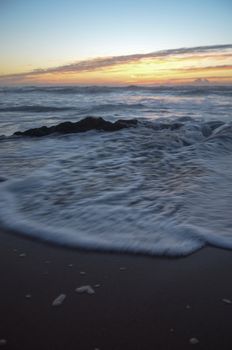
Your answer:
[1,0,231,85]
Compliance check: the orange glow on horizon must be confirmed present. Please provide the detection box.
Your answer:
[1,48,232,85]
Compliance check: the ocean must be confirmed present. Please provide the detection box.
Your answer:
[0,85,232,256]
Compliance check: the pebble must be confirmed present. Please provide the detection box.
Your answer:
[189,337,199,345]
[75,285,95,295]
[52,294,66,306]
[19,253,26,257]
[0,339,7,346]
[68,264,73,267]
[119,267,126,271]
[94,284,101,288]
[25,294,32,299]
[80,271,86,275]
[186,304,191,309]
[222,298,232,304]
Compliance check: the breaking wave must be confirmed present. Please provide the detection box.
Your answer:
[1,117,232,256]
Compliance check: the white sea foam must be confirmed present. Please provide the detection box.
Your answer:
[0,86,232,256]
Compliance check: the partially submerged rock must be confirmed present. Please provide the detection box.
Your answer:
[14,116,138,137]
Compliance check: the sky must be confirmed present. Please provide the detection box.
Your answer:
[0,0,231,85]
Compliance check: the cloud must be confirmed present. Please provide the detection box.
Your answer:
[0,44,231,82]
[172,64,232,73]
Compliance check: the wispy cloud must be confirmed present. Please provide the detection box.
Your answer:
[157,64,232,73]
[1,44,232,83]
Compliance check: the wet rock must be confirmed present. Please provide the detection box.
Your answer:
[14,117,138,137]
[201,124,212,137]
[182,139,191,146]
[202,121,225,137]
[170,122,183,130]
[207,120,225,132]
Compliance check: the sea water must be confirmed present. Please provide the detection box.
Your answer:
[0,85,232,256]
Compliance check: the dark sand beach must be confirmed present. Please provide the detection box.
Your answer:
[0,230,232,349]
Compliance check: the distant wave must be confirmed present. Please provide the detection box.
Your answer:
[0,103,146,115]
[89,103,146,112]
[1,85,231,96]
[0,86,119,95]
[0,105,75,113]
[176,87,232,97]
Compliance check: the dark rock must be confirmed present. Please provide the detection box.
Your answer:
[206,121,225,131]
[201,121,225,138]
[182,139,191,146]
[201,124,212,137]
[170,122,183,130]
[14,117,138,137]
[202,120,225,137]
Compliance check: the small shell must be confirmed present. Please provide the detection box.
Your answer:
[222,298,232,304]
[52,294,66,306]
[0,339,7,346]
[189,337,199,345]
[75,285,95,295]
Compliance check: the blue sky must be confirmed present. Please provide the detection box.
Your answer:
[0,0,231,83]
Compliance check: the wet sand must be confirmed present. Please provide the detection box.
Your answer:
[0,229,232,349]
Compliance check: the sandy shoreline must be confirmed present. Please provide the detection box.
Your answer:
[0,229,232,349]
